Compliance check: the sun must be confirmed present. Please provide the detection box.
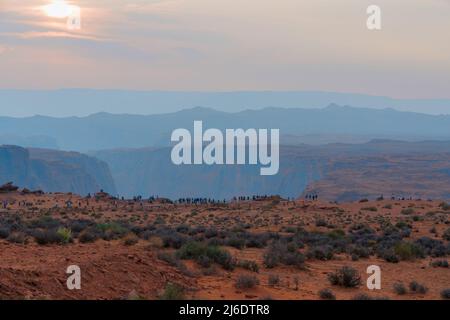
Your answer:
[43,0,75,18]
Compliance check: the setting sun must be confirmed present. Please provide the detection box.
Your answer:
[43,0,75,18]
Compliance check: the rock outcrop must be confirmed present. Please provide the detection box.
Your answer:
[0,145,116,196]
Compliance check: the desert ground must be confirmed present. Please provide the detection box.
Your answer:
[0,189,449,300]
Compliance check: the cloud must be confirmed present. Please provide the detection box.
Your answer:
[0,46,13,55]
[2,31,112,42]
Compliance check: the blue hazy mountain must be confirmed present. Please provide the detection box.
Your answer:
[1,89,450,117]
[0,105,450,151]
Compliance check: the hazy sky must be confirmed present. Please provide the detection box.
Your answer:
[0,0,450,99]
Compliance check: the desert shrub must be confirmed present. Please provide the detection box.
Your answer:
[393,282,407,295]
[415,237,447,257]
[306,245,334,261]
[359,199,369,203]
[383,204,393,209]
[177,241,235,270]
[347,245,371,260]
[268,274,280,286]
[395,221,411,230]
[443,228,450,241]
[282,226,297,233]
[244,233,270,248]
[362,207,378,212]
[238,260,259,273]
[318,288,336,300]
[349,223,376,236]
[263,241,305,269]
[78,228,100,243]
[431,260,449,268]
[226,236,246,250]
[123,233,139,246]
[441,289,450,299]
[378,249,400,263]
[235,275,259,290]
[409,281,428,294]
[67,219,92,233]
[157,252,192,276]
[439,202,450,211]
[176,224,190,234]
[327,229,346,240]
[282,251,306,267]
[196,255,212,268]
[34,229,63,245]
[7,231,27,244]
[394,241,424,261]
[57,227,72,244]
[263,253,279,269]
[0,227,10,239]
[160,283,185,300]
[401,208,415,215]
[96,222,129,240]
[204,228,218,239]
[328,266,361,288]
[315,219,328,227]
[177,241,204,259]
[161,232,188,249]
[29,216,61,230]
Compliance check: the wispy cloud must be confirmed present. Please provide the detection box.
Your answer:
[1,31,112,42]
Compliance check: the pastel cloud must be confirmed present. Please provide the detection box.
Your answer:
[0,0,449,99]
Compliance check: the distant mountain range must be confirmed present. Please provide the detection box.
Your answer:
[1,89,450,117]
[1,103,450,201]
[1,105,450,151]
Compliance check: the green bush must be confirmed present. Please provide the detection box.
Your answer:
[56,227,72,244]
[394,241,424,261]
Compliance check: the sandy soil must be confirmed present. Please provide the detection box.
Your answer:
[0,191,448,300]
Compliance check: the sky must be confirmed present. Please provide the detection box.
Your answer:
[0,0,450,100]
